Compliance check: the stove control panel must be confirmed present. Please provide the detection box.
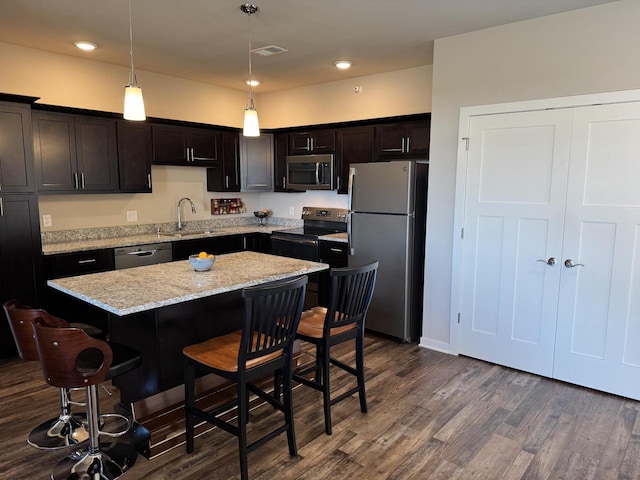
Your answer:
[301,206,348,223]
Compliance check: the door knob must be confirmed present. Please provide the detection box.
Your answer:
[537,257,557,266]
[564,259,584,268]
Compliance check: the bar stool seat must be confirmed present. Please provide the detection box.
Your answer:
[33,321,142,480]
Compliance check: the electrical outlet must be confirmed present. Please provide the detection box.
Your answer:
[289,207,295,216]
[42,214,52,227]
[126,210,138,222]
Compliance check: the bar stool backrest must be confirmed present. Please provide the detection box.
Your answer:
[3,299,69,362]
[32,321,113,389]
[240,275,307,368]
[324,261,378,337]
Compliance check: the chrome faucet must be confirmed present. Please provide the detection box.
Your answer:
[177,197,196,231]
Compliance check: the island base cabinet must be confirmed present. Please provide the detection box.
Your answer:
[110,291,244,405]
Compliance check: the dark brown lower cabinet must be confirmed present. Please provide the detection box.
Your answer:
[0,194,42,359]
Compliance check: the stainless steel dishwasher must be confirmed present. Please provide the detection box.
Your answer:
[114,242,172,269]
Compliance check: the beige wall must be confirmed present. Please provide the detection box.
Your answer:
[423,0,640,351]
[0,41,431,230]
[259,65,432,127]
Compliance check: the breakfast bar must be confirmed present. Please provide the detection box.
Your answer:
[47,251,328,456]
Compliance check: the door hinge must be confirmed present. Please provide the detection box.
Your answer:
[461,227,464,239]
[462,137,469,150]
[457,312,461,324]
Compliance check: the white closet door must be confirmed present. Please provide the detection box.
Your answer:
[459,109,573,376]
[554,102,640,399]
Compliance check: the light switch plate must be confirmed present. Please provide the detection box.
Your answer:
[126,210,138,222]
[42,214,52,227]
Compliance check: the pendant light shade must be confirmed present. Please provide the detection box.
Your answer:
[124,0,146,121]
[241,4,260,137]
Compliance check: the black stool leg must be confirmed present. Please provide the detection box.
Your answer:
[355,333,367,414]
[320,344,332,435]
[185,358,196,454]
[237,380,249,480]
[283,362,297,456]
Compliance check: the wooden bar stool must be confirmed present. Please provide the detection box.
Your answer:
[32,320,142,480]
[2,299,101,449]
[183,275,307,480]
[292,261,378,435]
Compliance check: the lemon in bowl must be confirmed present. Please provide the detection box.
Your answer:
[189,252,215,271]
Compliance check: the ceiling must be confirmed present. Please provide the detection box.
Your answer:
[0,0,619,93]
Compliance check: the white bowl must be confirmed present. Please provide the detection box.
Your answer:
[189,254,215,272]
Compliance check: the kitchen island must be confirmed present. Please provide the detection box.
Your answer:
[47,251,328,456]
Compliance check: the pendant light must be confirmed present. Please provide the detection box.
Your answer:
[241,4,260,137]
[124,0,146,121]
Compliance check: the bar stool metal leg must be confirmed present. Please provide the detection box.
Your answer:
[51,386,137,480]
[27,388,89,449]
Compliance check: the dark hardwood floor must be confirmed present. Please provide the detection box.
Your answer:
[2,334,640,479]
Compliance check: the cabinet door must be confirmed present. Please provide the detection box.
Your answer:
[289,129,336,153]
[240,134,273,191]
[405,120,430,157]
[375,119,430,159]
[0,103,35,193]
[74,117,118,191]
[33,112,77,191]
[189,129,220,164]
[152,125,189,165]
[310,129,336,152]
[221,131,240,191]
[273,133,289,192]
[0,194,41,358]
[117,121,152,193]
[336,126,374,194]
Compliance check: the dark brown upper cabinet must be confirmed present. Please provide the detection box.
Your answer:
[0,102,35,193]
[33,112,119,193]
[117,121,153,193]
[288,129,336,154]
[336,126,375,194]
[374,119,430,159]
[152,124,220,166]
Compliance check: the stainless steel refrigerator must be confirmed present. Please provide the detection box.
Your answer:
[347,160,428,342]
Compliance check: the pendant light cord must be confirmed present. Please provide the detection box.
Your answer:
[128,0,137,86]
[247,7,254,106]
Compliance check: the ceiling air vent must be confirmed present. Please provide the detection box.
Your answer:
[251,45,288,57]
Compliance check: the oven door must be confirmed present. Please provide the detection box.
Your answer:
[271,235,319,308]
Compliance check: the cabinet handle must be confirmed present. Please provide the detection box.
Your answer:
[0,198,3,216]
[80,173,85,189]
[330,247,343,253]
[283,176,286,189]
[401,137,406,154]
[336,177,340,190]
[234,137,239,186]
[186,147,191,162]
[77,258,97,264]
[73,172,79,189]
[310,137,314,151]
[225,175,229,189]
[405,136,410,153]
[147,173,152,189]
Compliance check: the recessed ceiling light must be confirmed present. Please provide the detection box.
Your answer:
[246,79,260,87]
[335,61,352,70]
[74,41,97,51]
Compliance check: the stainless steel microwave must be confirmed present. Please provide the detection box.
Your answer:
[286,154,334,191]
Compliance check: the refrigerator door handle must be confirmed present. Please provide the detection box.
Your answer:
[347,167,355,212]
[347,212,353,255]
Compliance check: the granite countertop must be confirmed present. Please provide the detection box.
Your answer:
[318,232,348,243]
[47,251,328,316]
[41,225,291,255]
